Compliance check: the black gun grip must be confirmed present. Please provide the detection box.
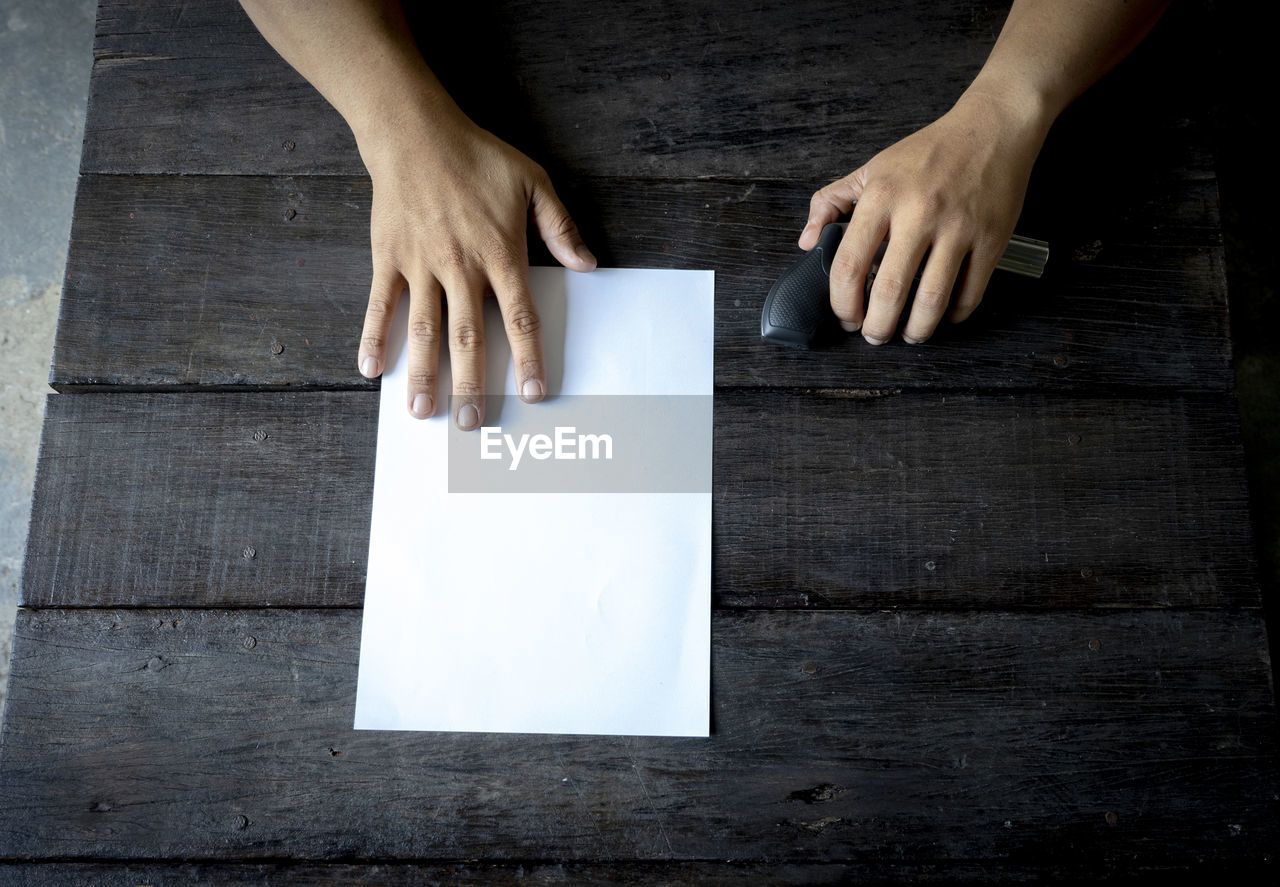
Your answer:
[760,223,844,348]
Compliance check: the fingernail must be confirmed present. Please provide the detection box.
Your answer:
[902,335,924,345]
[521,378,543,401]
[457,403,480,430]
[839,320,861,333]
[575,244,597,269]
[361,356,380,378]
[411,394,433,417]
[863,334,887,346]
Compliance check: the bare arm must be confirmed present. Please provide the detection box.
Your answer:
[802,0,1170,345]
[240,0,596,428]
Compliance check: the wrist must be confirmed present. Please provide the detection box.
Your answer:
[333,47,472,166]
[351,85,478,179]
[954,73,1055,149]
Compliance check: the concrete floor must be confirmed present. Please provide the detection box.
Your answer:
[0,0,97,725]
[0,3,1276,728]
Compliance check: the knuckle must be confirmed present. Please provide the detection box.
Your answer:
[480,233,523,271]
[971,237,1005,268]
[515,356,542,379]
[408,314,441,343]
[436,239,470,275]
[912,285,951,314]
[450,321,485,352]
[505,307,542,338]
[939,207,976,234]
[911,188,946,218]
[859,178,893,205]
[546,210,578,242]
[364,296,393,322]
[871,275,911,302]
[360,333,386,353]
[407,370,437,388]
[830,250,868,281]
[452,380,485,399]
[370,241,400,267]
[529,161,551,187]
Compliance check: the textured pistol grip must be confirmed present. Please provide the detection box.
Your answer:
[760,223,843,348]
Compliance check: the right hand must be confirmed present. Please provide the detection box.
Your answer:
[356,112,596,429]
[800,89,1045,345]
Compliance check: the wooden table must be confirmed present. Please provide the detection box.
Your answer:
[2,0,1277,881]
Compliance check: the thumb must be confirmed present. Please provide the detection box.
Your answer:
[799,166,867,250]
[530,174,596,272]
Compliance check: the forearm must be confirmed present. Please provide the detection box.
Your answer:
[963,0,1170,131]
[238,0,469,157]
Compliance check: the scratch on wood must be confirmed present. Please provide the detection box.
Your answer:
[800,816,843,831]
[802,388,902,399]
[95,54,178,68]
[624,742,675,856]
[553,748,607,851]
[787,783,845,804]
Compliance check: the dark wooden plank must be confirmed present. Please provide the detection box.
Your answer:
[0,862,1029,887]
[20,390,1258,610]
[2,858,1273,886]
[53,173,1230,391]
[78,0,1003,177]
[81,1,1211,185]
[1,608,1275,864]
[22,391,373,609]
[714,390,1258,609]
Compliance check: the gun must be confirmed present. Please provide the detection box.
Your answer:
[761,222,1050,348]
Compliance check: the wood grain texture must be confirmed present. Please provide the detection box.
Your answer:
[20,390,1257,610]
[7,0,1266,879]
[81,0,1210,183]
[2,858,1274,886]
[53,172,1229,391]
[77,0,1004,177]
[63,0,1231,392]
[0,608,1275,864]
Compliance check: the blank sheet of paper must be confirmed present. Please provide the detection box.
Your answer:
[354,267,714,736]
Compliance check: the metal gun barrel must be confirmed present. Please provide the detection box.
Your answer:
[997,234,1050,278]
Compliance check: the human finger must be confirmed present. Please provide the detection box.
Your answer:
[444,276,487,431]
[800,166,867,250]
[405,274,443,418]
[488,257,546,403]
[947,237,1003,324]
[861,229,931,345]
[827,202,888,332]
[902,236,967,344]
[530,171,596,272]
[358,263,403,379]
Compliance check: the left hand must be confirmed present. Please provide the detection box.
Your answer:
[800,89,1048,344]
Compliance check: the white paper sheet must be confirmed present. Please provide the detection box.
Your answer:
[354,267,714,736]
